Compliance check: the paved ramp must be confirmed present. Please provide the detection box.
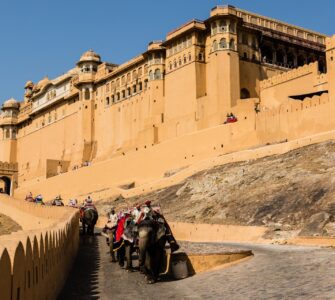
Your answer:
[59,236,335,299]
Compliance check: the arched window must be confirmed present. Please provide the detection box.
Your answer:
[154,69,161,80]
[188,53,191,62]
[111,95,115,103]
[240,88,250,99]
[127,87,131,97]
[178,57,182,66]
[173,60,177,68]
[84,89,90,100]
[261,45,274,63]
[169,62,172,70]
[138,67,143,76]
[149,70,154,80]
[122,90,125,98]
[183,55,187,64]
[276,49,286,66]
[106,97,110,106]
[211,22,217,35]
[116,92,120,101]
[229,39,235,50]
[12,129,16,139]
[212,40,218,51]
[219,38,227,49]
[139,82,143,91]
[229,21,236,33]
[219,20,227,32]
[133,84,137,93]
[297,54,306,67]
[5,128,10,139]
[144,79,148,89]
[287,52,295,68]
[198,53,204,61]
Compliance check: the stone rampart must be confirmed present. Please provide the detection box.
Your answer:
[0,195,79,300]
[260,62,318,90]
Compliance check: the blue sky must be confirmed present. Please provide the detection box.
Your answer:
[0,0,334,103]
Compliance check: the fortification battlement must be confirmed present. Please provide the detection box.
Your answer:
[260,62,318,90]
[0,195,79,300]
[326,35,335,50]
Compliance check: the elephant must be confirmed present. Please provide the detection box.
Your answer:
[138,219,167,283]
[81,209,98,235]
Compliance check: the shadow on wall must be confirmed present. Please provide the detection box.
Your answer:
[57,235,101,299]
[0,209,79,300]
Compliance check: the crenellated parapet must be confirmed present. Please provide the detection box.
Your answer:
[260,62,318,90]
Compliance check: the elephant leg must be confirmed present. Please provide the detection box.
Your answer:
[117,243,125,268]
[109,230,116,262]
[139,237,148,273]
[125,241,133,270]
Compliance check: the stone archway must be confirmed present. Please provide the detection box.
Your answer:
[0,162,18,196]
[0,176,11,195]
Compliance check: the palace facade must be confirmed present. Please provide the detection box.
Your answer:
[0,5,330,193]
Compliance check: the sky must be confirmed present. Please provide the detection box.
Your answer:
[0,0,334,103]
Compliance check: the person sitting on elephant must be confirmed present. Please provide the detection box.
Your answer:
[35,194,45,205]
[52,195,64,206]
[25,192,34,202]
[144,200,180,253]
[82,196,97,211]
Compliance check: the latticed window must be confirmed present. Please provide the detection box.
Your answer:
[219,38,227,49]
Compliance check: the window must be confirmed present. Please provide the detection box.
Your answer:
[229,21,236,33]
[106,83,110,92]
[198,53,204,61]
[116,92,120,101]
[241,88,250,99]
[219,20,227,32]
[243,52,248,59]
[173,60,177,68]
[169,62,172,70]
[183,55,187,64]
[5,128,10,139]
[154,69,161,80]
[144,79,148,88]
[111,95,115,103]
[121,76,125,85]
[133,70,137,80]
[149,70,154,80]
[219,38,227,49]
[179,57,182,66]
[139,82,143,91]
[242,33,248,45]
[212,40,218,51]
[133,84,137,93]
[188,53,191,62]
[127,73,131,82]
[84,89,90,100]
[12,129,16,139]
[211,22,217,35]
[138,67,143,76]
[127,87,131,97]
[229,39,235,50]
[106,97,110,105]
[122,90,125,98]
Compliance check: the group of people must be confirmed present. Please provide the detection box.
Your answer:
[224,113,238,124]
[102,200,179,273]
[24,192,88,208]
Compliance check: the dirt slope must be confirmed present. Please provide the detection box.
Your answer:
[97,141,335,237]
[0,213,22,236]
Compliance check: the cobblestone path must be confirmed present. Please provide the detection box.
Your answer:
[59,236,335,300]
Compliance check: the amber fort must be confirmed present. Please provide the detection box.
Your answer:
[2,4,335,299]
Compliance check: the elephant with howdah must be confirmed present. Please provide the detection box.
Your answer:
[138,219,167,283]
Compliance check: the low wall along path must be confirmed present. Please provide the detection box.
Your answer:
[0,195,79,300]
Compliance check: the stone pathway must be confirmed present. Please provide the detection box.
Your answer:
[59,236,335,300]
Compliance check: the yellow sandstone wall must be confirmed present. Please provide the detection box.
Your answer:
[0,195,79,300]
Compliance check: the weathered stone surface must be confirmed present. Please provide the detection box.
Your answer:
[299,212,332,236]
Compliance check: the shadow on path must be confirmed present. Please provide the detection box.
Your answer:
[58,234,101,300]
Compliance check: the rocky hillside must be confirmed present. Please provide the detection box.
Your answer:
[97,141,335,238]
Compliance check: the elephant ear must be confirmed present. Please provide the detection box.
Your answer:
[156,224,166,241]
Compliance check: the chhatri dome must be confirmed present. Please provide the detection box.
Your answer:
[3,98,19,109]
[78,49,101,64]
[24,80,34,89]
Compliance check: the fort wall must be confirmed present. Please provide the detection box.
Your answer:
[0,195,79,300]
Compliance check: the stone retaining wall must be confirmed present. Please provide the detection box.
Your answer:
[0,196,79,300]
